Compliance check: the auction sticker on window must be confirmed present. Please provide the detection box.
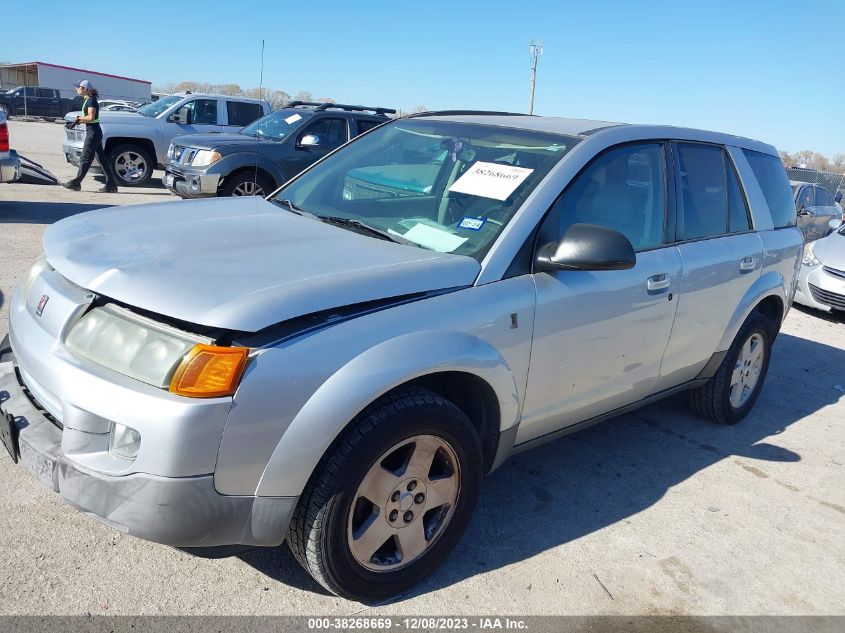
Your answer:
[285,113,303,124]
[448,161,534,201]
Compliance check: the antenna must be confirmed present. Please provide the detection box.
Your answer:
[254,39,265,194]
[528,39,543,115]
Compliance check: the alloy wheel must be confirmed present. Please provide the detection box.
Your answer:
[729,332,765,408]
[347,434,461,572]
[114,151,148,184]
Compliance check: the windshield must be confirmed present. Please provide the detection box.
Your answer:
[271,119,578,260]
[240,109,309,139]
[137,95,182,118]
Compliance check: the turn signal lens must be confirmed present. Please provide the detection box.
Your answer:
[169,345,249,398]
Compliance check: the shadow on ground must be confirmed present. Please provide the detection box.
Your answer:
[792,303,845,324]
[0,200,114,224]
[241,332,845,601]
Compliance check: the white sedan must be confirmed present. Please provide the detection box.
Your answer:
[795,218,845,312]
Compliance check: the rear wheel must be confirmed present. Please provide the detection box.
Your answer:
[108,143,153,187]
[221,171,273,197]
[688,311,773,424]
[287,388,483,602]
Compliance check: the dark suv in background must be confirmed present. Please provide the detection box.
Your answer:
[163,101,394,198]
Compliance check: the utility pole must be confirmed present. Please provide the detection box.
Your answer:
[528,39,543,115]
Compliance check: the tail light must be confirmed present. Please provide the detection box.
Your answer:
[0,123,8,153]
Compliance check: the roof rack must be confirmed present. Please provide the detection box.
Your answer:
[286,101,396,116]
[406,110,531,118]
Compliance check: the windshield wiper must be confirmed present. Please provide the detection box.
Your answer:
[271,198,317,217]
[316,216,419,247]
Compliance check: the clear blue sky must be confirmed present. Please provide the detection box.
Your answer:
[3,0,844,157]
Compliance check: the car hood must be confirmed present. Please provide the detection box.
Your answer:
[43,197,481,332]
[813,230,845,269]
[64,111,144,124]
[171,133,267,151]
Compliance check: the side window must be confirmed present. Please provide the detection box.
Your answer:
[36,88,51,98]
[676,143,730,241]
[299,118,347,150]
[815,187,834,207]
[727,160,751,233]
[25,87,36,97]
[798,186,814,208]
[742,149,797,229]
[184,99,218,125]
[356,119,382,134]
[540,143,666,251]
[226,101,262,127]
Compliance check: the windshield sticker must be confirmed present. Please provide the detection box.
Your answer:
[448,161,534,201]
[284,113,302,124]
[389,223,468,253]
[458,217,486,231]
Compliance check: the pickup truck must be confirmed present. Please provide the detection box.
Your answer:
[63,92,270,187]
[0,86,81,118]
[0,111,22,183]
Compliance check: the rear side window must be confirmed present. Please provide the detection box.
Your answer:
[727,162,751,232]
[676,143,731,240]
[815,187,834,207]
[357,119,383,133]
[743,149,797,229]
[227,101,263,127]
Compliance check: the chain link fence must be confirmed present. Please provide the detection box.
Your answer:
[786,167,845,196]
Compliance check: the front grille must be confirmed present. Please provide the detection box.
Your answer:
[823,266,845,280]
[809,283,845,310]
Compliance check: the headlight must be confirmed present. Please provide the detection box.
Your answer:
[20,253,51,302]
[67,304,208,388]
[191,150,222,167]
[66,304,249,397]
[166,143,175,161]
[801,242,821,267]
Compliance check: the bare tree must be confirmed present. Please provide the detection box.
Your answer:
[292,91,313,103]
[213,83,243,96]
[412,105,428,113]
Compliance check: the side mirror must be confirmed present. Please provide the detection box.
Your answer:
[829,218,843,230]
[298,134,320,148]
[168,106,192,125]
[535,223,636,273]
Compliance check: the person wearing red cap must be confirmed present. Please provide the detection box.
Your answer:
[62,79,118,193]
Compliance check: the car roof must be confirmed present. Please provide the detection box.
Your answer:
[171,92,266,104]
[413,113,778,154]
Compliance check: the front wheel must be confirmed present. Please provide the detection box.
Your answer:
[287,388,483,602]
[688,311,773,424]
[108,143,153,187]
[221,171,274,197]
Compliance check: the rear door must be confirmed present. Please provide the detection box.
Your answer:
[518,142,682,443]
[655,142,762,390]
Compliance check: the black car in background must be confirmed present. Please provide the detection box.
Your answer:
[163,101,394,198]
[0,86,82,118]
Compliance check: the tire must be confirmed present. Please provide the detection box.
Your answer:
[221,171,274,197]
[287,387,483,602]
[688,311,774,424]
[108,143,153,187]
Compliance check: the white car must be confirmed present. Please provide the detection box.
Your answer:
[795,218,845,312]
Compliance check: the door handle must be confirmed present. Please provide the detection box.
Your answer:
[647,273,670,291]
[740,256,758,272]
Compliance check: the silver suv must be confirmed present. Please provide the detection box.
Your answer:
[62,92,270,187]
[1,112,802,601]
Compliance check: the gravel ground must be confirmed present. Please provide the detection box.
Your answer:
[0,120,843,616]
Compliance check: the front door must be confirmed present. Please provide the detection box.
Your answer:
[519,142,681,444]
[285,117,349,178]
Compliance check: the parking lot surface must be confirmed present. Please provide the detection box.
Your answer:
[1,120,844,615]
